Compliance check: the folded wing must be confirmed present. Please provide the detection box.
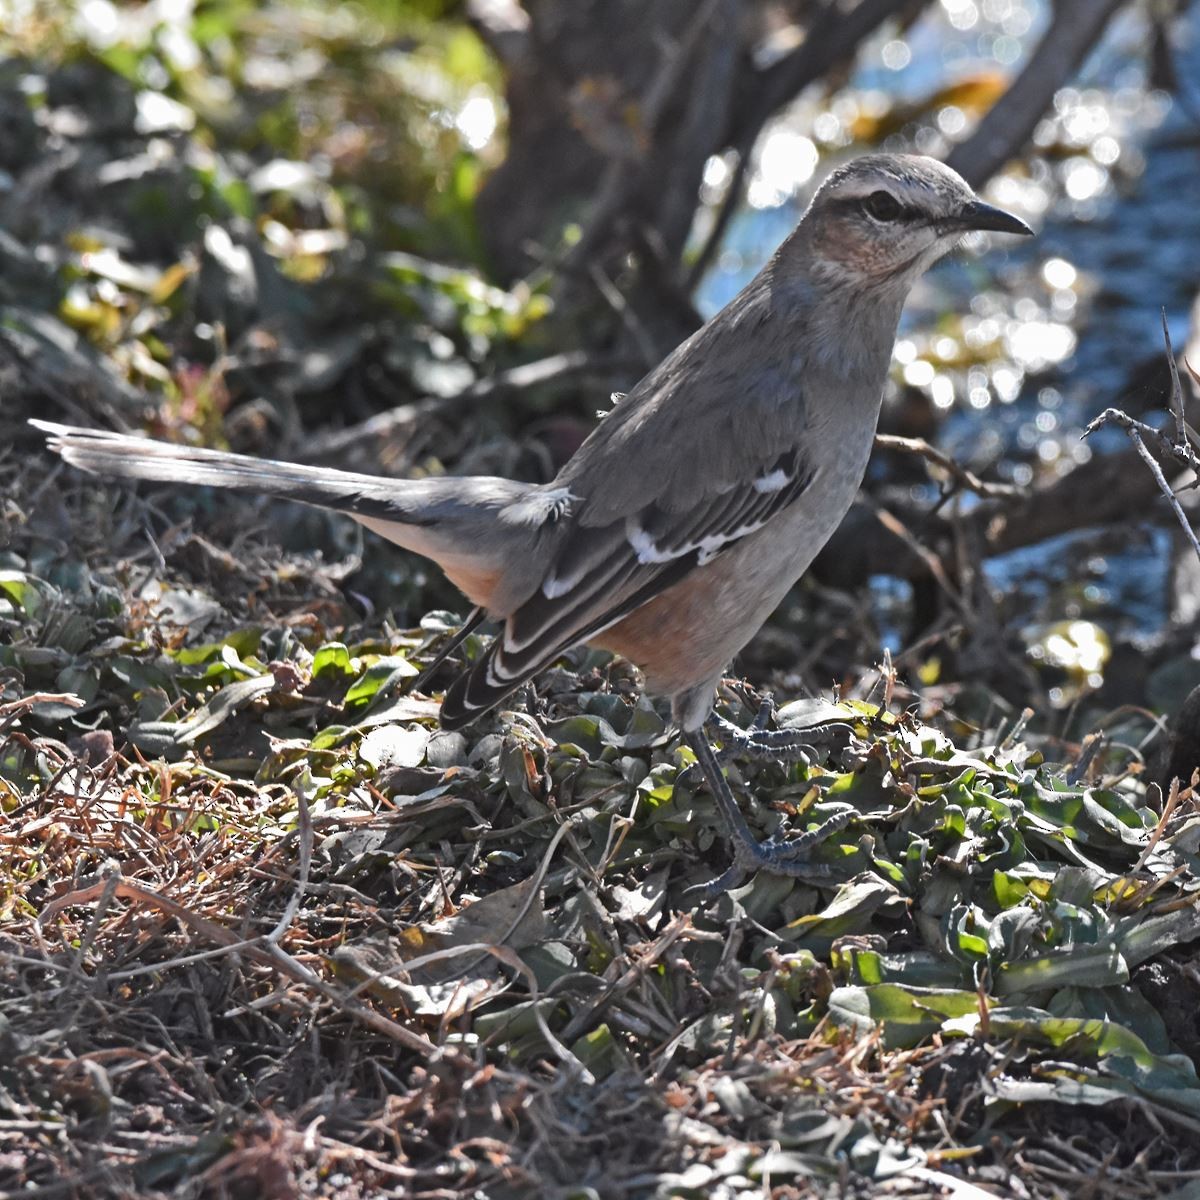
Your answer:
[440,444,814,726]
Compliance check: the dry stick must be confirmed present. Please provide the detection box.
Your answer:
[589,262,661,369]
[265,785,312,946]
[854,434,1024,638]
[1125,420,1200,562]
[38,873,444,1060]
[1082,413,1200,561]
[441,813,580,979]
[1065,731,1104,786]
[1108,776,1200,913]
[873,434,1024,500]
[1154,311,1200,473]
[1121,862,1190,912]
[0,692,83,732]
[870,502,967,614]
[1127,776,1185,883]
[363,939,592,1083]
[560,911,694,1045]
[68,864,122,981]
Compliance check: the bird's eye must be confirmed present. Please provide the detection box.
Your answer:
[862,190,902,222]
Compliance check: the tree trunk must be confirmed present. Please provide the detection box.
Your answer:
[475,0,741,288]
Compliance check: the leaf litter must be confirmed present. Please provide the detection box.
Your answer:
[5,444,1200,1197]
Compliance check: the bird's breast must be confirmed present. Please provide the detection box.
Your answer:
[593,429,877,699]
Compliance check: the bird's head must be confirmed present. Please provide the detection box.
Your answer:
[796,153,1032,291]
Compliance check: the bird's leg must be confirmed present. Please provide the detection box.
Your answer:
[683,730,850,898]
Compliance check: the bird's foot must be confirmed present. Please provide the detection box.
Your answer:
[682,728,852,900]
[707,708,816,765]
[672,695,815,788]
[691,809,853,899]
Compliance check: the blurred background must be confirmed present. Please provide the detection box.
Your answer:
[3,0,1200,741]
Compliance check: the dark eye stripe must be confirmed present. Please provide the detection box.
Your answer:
[828,196,923,222]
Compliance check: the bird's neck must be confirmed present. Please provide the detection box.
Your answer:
[778,264,905,387]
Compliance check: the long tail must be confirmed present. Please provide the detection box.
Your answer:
[34,420,453,524]
[32,420,542,611]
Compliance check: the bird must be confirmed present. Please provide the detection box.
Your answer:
[34,153,1032,895]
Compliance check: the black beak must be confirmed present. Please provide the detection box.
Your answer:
[955,199,1034,237]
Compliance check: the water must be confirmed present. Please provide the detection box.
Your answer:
[695,1,1200,653]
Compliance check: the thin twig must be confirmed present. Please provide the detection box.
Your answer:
[1164,309,1189,448]
[566,0,727,272]
[589,262,660,368]
[1129,422,1200,561]
[1083,315,1200,565]
[870,502,967,614]
[39,873,444,1059]
[265,784,312,946]
[874,433,1025,500]
[686,148,750,291]
[1085,410,1200,564]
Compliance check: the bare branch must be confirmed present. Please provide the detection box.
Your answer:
[565,0,732,272]
[874,433,1025,500]
[728,0,925,151]
[685,147,751,291]
[1080,313,1200,564]
[690,0,925,289]
[1084,406,1200,565]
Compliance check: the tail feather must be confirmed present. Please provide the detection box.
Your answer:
[34,420,566,728]
[31,420,431,523]
[439,646,525,730]
[440,636,569,729]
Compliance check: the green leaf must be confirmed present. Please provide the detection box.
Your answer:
[0,571,44,618]
[828,984,983,1048]
[312,642,354,678]
[128,675,276,756]
[171,628,263,667]
[109,655,173,693]
[993,871,1030,907]
[343,656,418,707]
[994,943,1129,996]
[571,1023,621,1080]
[782,877,906,942]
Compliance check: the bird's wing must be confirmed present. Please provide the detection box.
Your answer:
[439,437,815,726]
[439,270,820,724]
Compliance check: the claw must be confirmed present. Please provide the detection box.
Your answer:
[683,727,850,899]
[751,695,775,733]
